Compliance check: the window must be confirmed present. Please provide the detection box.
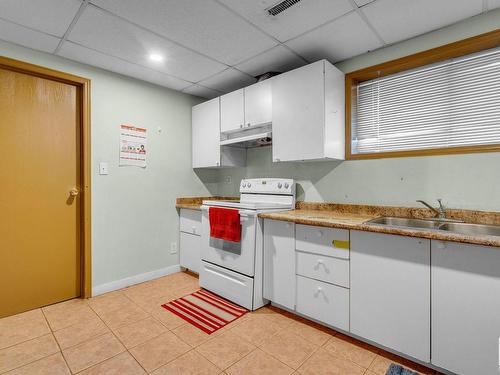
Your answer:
[346,30,500,159]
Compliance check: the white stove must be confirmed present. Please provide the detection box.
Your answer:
[200,178,296,310]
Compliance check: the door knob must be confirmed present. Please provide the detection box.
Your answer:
[69,188,79,197]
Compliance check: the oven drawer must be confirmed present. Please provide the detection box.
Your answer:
[201,210,256,277]
[200,261,254,310]
[296,275,349,331]
[296,224,350,259]
[296,251,349,288]
[180,209,202,236]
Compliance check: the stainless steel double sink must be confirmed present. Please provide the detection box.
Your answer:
[366,217,500,237]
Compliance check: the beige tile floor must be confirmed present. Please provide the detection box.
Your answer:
[0,272,442,374]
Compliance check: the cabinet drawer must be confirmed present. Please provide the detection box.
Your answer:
[296,224,349,259]
[296,251,349,288]
[180,209,202,236]
[200,261,254,310]
[296,275,349,331]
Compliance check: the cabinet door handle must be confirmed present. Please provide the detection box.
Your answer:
[192,226,196,234]
[240,124,244,128]
[247,123,251,127]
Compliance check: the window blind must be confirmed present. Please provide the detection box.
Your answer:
[352,46,500,155]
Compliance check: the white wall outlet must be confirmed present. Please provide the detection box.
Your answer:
[99,162,109,175]
[170,242,178,254]
[225,175,232,184]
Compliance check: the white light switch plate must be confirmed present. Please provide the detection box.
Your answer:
[99,162,109,175]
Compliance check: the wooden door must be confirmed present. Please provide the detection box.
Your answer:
[0,66,82,318]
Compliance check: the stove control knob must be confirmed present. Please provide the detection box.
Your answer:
[277,182,282,188]
[242,182,246,187]
[247,182,251,188]
[284,183,289,189]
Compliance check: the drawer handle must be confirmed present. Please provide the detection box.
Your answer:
[314,259,330,274]
[314,286,323,297]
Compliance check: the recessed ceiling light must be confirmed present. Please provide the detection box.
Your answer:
[148,53,164,63]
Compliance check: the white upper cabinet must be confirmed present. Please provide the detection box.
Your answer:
[220,82,272,134]
[350,231,431,363]
[272,60,345,162]
[192,97,246,168]
[191,59,345,168]
[244,79,272,128]
[220,89,245,133]
[432,241,500,375]
[192,97,220,168]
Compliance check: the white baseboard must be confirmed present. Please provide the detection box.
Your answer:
[92,264,182,296]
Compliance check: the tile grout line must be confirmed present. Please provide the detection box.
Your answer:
[0,333,59,374]
[85,294,151,374]
[0,311,51,352]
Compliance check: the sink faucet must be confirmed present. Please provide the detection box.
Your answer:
[416,199,446,219]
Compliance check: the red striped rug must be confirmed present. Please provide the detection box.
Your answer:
[161,289,248,334]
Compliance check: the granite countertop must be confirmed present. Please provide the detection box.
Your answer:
[176,198,500,247]
[176,196,239,211]
[259,202,500,248]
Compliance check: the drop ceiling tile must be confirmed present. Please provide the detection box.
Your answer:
[182,84,222,99]
[286,12,383,63]
[0,18,60,53]
[235,45,306,77]
[0,0,81,37]
[90,0,277,65]
[58,41,192,90]
[362,0,484,44]
[354,0,375,6]
[219,0,354,42]
[197,68,256,93]
[67,5,226,82]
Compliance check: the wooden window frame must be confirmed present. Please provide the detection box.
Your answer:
[345,29,500,160]
[0,56,92,298]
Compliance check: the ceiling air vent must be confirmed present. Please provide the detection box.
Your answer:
[267,0,302,16]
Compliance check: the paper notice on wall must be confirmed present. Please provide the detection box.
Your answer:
[119,124,147,167]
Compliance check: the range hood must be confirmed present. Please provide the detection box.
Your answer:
[220,124,272,148]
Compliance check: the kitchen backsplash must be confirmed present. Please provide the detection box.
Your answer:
[214,146,500,212]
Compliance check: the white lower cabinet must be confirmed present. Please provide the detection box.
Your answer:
[350,230,431,363]
[296,275,349,331]
[431,240,500,375]
[179,233,200,274]
[263,219,295,310]
[179,209,201,274]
